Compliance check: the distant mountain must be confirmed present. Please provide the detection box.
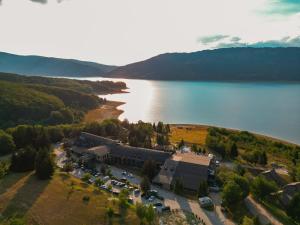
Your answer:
[107,47,300,81]
[0,52,117,77]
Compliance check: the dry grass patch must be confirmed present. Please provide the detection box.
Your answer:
[170,125,208,146]
[0,172,139,225]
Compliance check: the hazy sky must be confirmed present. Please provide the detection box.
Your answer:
[0,0,300,65]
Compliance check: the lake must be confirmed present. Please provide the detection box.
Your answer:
[80,77,300,145]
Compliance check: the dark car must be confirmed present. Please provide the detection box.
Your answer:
[161,206,170,212]
[153,202,163,207]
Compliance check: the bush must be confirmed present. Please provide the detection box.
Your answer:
[81,173,92,183]
[222,181,243,206]
[82,195,90,202]
[286,193,300,222]
[0,130,15,156]
[140,177,150,194]
[251,176,278,199]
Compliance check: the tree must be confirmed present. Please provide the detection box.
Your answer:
[0,130,15,156]
[234,163,246,176]
[156,121,164,133]
[192,144,198,153]
[10,146,36,172]
[286,193,300,222]
[119,189,130,208]
[232,175,250,198]
[222,181,243,206]
[230,142,238,158]
[62,161,73,172]
[81,173,92,183]
[241,216,255,225]
[142,160,157,180]
[35,148,54,180]
[34,128,51,149]
[145,205,155,224]
[251,176,278,199]
[48,126,64,143]
[136,202,146,223]
[100,164,107,175]
[198,181,208,197]
[106,207,114,222]
[94,178,104,187]
[258,151,268,165]
[178,139,185,149]
[140,177,150,194]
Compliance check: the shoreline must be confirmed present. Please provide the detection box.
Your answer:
[86,98,299,147]
[83,100,125,123]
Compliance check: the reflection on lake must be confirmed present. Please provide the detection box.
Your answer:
[79,77,300,144]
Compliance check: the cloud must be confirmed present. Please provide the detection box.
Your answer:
[260,0,300,16]
[216,35,300,48]
[30,0,47,4]
[197,35,229,45]
[0,0,66,5]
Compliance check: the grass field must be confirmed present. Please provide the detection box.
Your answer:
[0,171,139,225]
[170,125,208,146]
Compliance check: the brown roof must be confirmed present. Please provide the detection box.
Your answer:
[153,152,211,191]
[174,152,211,166]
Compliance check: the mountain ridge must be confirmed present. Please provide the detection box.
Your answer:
[0,51,117,77]
[106,47,300,81]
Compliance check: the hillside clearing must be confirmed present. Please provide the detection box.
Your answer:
[0,172,139,225]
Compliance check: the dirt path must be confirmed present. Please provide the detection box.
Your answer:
[244,196,283,225]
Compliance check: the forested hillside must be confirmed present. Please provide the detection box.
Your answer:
[0,51,117,77]
[0,73,126,128]
[107,47,300,81]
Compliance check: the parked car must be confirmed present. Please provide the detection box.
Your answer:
[147,189,158,197]
[209,185,220,192]
[153,202,163,207]
[103,176,110,182]
[134,189,140,195]
[199,197,213,208]
[100,185,107,190]
[161,206,171,212]
[148,196,155,202]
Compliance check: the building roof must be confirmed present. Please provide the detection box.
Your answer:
[175,152,211,166]
[280,182,300,206]
[87,146,110,157]
[261,168,286,187]
[153,152,211,191]
[80,132,171,163]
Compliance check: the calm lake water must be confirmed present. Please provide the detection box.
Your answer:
[80,77,300,144]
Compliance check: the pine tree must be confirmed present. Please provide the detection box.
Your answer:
[35,148,54,180]
[230,142,238,158]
